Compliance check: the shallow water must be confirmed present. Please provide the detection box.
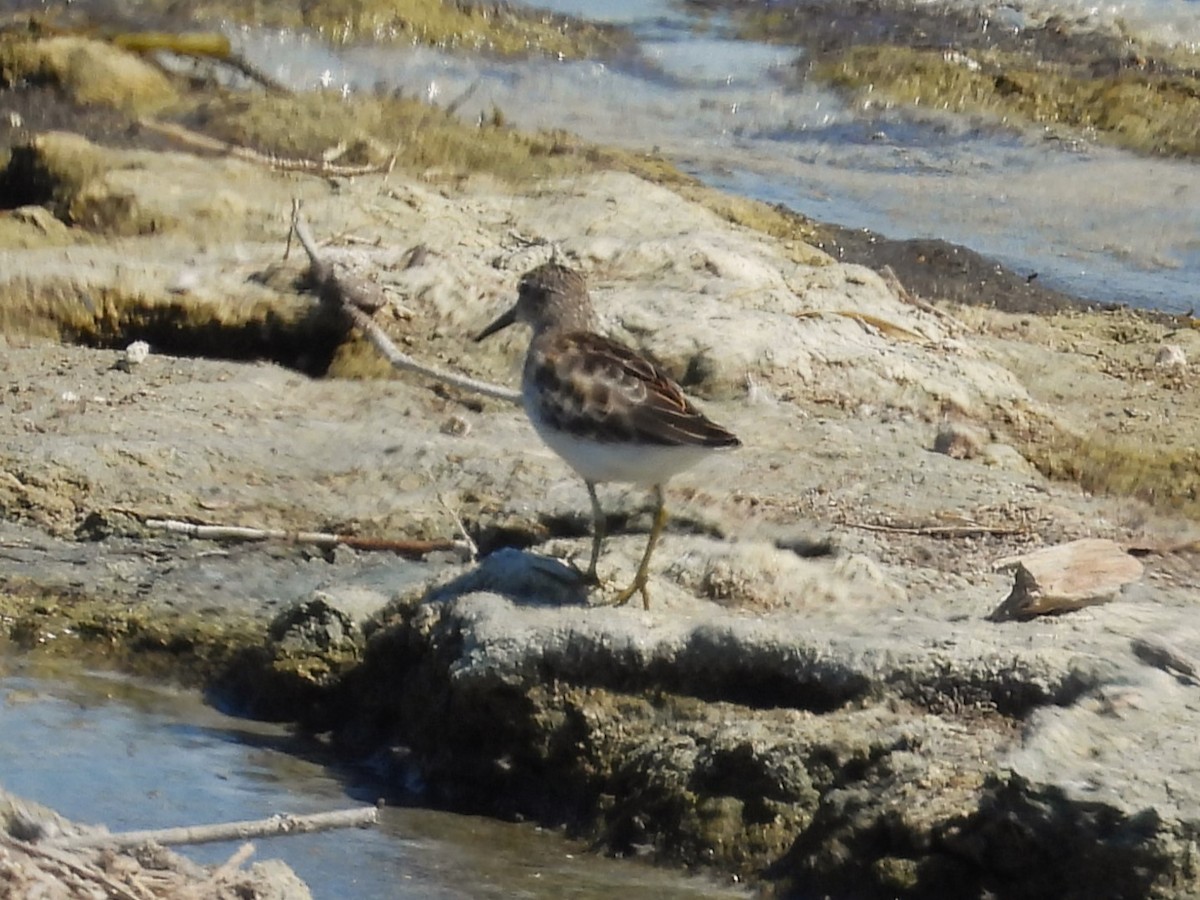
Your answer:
[231,0,1200,312]
[0,660,746,900]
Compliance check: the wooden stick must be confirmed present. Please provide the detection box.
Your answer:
[879,264,968,334]
[138,119,393,176]
[206,842,258,881]
[290,201,521,405]
[438,492,479,561]
[847,521,1028,538]
[47,807,378,850]
[143,518,468,557]
[791,308,927,343]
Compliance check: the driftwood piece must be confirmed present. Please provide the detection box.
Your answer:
[46,807,378,851]
[290,201,520,404]
[849,520,1027,538]
[989,538,1144,621]
[289,202,389,315]
[139,119,393,176]
[792,308,927,342]
[143,518,469,558]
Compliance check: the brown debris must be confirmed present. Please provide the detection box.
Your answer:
[0,794,336,899]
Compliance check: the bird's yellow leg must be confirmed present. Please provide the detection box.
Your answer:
[608,485,667,610]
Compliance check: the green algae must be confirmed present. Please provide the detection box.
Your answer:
[0,273,342,373]
[188,92,599,183]
[0,582,266,687]
[1023,431,1200,518]
[161,0,625,58]
[701,0,1200,159]
[0,581,367,723]
[0,34,180,117]
[815,45,1200,157]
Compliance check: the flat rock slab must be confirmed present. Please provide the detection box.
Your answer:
[990,538,1145,620]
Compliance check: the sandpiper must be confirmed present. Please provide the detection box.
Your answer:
[475,263,740,609]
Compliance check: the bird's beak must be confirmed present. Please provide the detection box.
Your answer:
[474,305,518,342]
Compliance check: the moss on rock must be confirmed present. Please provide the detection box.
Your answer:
[816,45,1200,157]
[140,0,626,58]
[0,583,266,687]
[0,35,179,117]
[1024,430,1200,517]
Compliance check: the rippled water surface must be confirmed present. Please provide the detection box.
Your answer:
[0,661,746,900]
[231,0,1200,312]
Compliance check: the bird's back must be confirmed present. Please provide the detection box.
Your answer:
[524,331,740,450]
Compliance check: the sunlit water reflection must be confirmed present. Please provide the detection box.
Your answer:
[0,663,746,899]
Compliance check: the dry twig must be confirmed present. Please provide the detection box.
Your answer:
[290,200,520,404]
[847,521,1028,538]
[139,119,394,176]
[143,518,468,558]
[879,264,968,334]
[208,842,257,880]
[438,493,479,562]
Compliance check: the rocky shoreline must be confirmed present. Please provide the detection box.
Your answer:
[3,15,1200,900]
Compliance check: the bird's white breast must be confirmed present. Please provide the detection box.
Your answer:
[525,405,719,486]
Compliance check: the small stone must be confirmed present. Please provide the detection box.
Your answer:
[933,422,988,460]
[440,415,471,436]
[1154,344,1187,369]
[115,340,151,372]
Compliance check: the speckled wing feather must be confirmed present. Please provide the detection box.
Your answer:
[529,332,740,448]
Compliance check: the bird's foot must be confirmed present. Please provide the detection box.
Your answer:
[594,575,651,611]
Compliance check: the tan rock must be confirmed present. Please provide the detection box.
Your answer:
[989,538,1144,621]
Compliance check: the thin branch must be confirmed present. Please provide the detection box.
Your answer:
[291,201,521,404]
[879,264,968,334]
[290,200,387,314]
[139,119,394,176]
[438,492,479,561]
[342,302,520,403]
[210,841,257,878]
[47,807,378,851]
[110,31,291,94]
[846,521,1028,538]
[218,51,292,94]
[143,518,468,558]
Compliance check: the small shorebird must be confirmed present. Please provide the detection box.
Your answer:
[475,263,740,609]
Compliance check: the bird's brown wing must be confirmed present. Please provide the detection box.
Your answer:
[531,332,740,448]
